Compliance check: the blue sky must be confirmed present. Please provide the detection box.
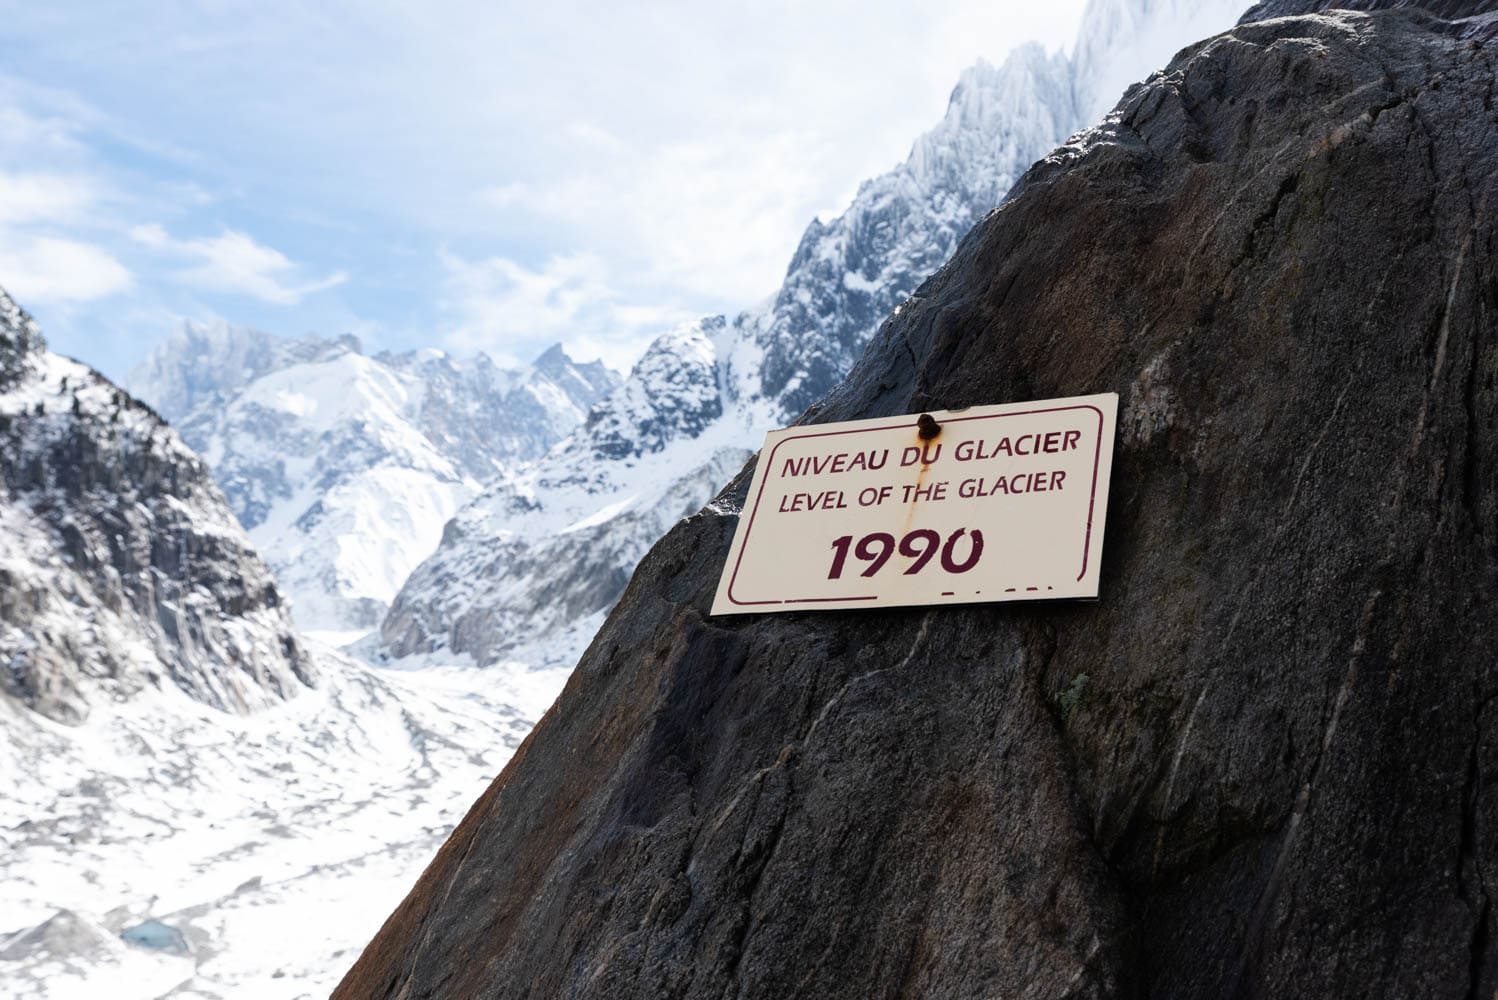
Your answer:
[0,1,1089,381]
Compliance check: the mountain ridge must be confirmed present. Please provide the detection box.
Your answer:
[1,293,576,997]
[128,323,621,630]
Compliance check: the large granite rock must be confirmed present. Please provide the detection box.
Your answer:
[338,4,1498,997]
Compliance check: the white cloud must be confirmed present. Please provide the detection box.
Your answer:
[479,128,825,304]
[0,166,128,303]
[130,223,346,305]
[0,107,129,306]
[0,0,1112,371]
[438,249,691,371]
[0,235,130,303]
[476,182,529,210]
[575,302,698,373]
[0,87,94,162]
[441,1,1093,311]
[0,171,98,226]
[440,249,609,344]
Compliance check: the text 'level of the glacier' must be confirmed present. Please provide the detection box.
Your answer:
[711,393,1119,615]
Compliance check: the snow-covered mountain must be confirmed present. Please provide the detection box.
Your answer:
[383,319,757,668]
[380,0,1248,670]
[128,323,618,631]
[0,292,576,997]
[0,291,314,726]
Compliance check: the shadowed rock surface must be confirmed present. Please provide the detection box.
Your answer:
[339,4,1498,997]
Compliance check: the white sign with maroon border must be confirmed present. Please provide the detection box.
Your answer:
[711,393,1119,615]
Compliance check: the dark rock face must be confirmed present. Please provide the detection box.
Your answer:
[339,6,1498,998]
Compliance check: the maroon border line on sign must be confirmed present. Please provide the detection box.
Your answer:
[725,404,1106,607]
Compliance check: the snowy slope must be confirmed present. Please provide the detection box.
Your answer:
[0,642,567,999]
[381,0,1248,670]
[128,326,618,631]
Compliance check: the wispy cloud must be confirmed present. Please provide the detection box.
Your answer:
[439,249,609,342]
[0,171,98,225]
[0,235,130,303]
[473,127,825,305]
[0,0,1103,375]
[438,248,690,369]
[0,163,129,304]
[131,223,347,305]
[475,182,530,210]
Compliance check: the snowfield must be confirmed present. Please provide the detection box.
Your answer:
[0,638,570,999]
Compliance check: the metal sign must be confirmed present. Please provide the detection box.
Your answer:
[711,393,1118,615]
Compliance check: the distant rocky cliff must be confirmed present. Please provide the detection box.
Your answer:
[0,291,312,725]
[339,3,1498,997]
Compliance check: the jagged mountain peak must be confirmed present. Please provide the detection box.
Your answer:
[942,45,1069,125]
[127,318,364,423]
[581,318,725,462]
[129,323,622,631]
[532,341,584,374]
[752,34,1087,417]
[534,342,620,403]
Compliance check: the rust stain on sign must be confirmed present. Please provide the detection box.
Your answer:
[903,416,944,531]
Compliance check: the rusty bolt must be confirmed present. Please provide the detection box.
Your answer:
[917,413,941,440]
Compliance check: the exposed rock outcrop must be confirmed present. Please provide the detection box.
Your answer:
[1241,0,1498,22]
[340,3,1498,998]
[0,290,313,724]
